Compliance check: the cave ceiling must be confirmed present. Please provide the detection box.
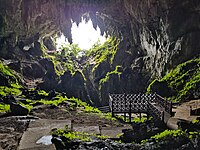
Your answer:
[0,0,131,42]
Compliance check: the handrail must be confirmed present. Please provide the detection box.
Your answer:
[109,93,172,121]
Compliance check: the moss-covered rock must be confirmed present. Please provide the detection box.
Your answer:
[147,57,200,102]
[0,61,22,97]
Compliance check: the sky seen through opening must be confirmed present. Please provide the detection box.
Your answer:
[56,20,106,50]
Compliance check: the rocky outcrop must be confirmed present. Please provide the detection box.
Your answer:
[147,57,200,102]
[56,70,92,104]
[10,103,29,116]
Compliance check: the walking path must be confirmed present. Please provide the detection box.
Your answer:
[167,100,200,129]
[18,100,200,149]
[18,118,131,150]
[18,119,71,150]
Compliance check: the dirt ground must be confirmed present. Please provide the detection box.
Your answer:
[0,104,126,150]
[0,116,28,150]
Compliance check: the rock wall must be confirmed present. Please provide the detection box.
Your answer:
[0,0,200,106]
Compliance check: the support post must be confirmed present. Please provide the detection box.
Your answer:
[110,95,114,117]
[111,101,114,117]
[170,101,173,116]
[124,93,126,122]
[129,100,132,123]
[124,113,126,122]
[162,111,164,122]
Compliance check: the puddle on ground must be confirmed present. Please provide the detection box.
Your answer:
[36,135,52,145]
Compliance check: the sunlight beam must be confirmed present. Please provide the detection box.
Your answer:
[56,19,106,50]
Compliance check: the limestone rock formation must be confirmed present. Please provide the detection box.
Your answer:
[0,0,200,105]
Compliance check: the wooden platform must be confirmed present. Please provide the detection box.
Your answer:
[108,93,172,123]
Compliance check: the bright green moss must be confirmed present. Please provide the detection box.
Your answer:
[84,38,119,72]
[0,103,10,112]
[38,90,49,96]
[52,126,110,142]
[151,130,186,142]
[0,86,21,96]
[99,65,122,90]
[23,94,102,114]
[0,61,16,78]
[147,57,200,102]
[52,127,92,142]
[142,129,200,145]
[147,79,158,93]
[0,61,23,97]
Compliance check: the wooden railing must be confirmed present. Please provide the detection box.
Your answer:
[109,93,156,113]
[109,93,172,122]
[148,102,164,121]
[155,94,172,115]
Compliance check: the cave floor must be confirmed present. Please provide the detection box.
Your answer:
[2,99,199,149]
[18,105,131,150]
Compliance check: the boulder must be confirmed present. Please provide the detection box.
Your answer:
[10,103,29,116]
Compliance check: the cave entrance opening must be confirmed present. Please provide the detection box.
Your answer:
[56,19,106,56]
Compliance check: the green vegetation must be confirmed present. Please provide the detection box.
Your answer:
[99,65,122,90]
[22,91,118,122]
[84,38,120,72]
[52,125,109,142]
[141,129,200,145]
[52,126,92,142]
[115,115,150,123]
[37,90,49,97]
[0,103,10,112]
[43,43,88,82]
[22,95,101,114]
[98,112,117,121]
[149,130,185,142]
[0,85,21,96]
[132,116,148,123]
[47,44,82,76]
[192,118,200,124]
[147,57,200,102]
[0,61,22,97]
[0,61,16,78]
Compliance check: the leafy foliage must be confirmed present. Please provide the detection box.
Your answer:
[43,43,82,76]
[23,93,101,114]
[132,117,148,123]
[98,112,117,121]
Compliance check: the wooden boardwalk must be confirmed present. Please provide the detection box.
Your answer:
[107,93,172,123]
